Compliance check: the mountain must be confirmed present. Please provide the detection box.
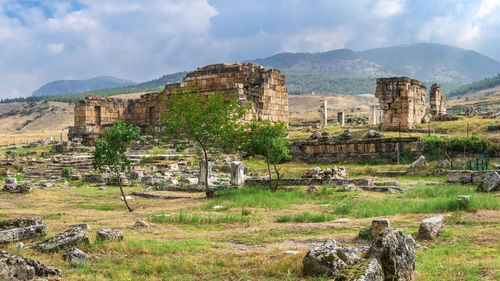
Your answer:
[32,76,136,97]
[251,43,500,85]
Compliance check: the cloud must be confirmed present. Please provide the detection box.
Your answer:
[0,0,499,99]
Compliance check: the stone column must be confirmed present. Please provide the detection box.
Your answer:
[198,159,212,186]
[369,105,377,125]
[319,100,327,127]
[230,161,245,187]
[337,112,345,127]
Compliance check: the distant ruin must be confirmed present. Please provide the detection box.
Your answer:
[429,83,447,116]
[375,77,427,131]
[69,63,289,144]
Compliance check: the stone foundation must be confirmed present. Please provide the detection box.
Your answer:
[290,137,422,163]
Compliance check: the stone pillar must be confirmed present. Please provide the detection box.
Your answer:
[337,112,345,127]
[430,83,446,116]
[230,161,245,187]
[369,105,377,125]
[198,159,212,186]
[319,100,327,127]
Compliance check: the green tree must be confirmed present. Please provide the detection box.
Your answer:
[92,121,143,212]
[160,90,250,198]
[240,120,291,192]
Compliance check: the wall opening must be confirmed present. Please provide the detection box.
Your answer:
[95,106,101,125]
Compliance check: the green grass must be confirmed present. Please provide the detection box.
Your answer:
[276,211,333,223]
[211,184,500,219]
[151,210,252,225]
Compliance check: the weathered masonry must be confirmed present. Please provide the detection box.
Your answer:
[375,77,426,131]
[429,83,447,116]
[290,137,422,163]
[69,63,289,144]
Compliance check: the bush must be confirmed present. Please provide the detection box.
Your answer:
[61,167,75,178]
[423,136,500,155]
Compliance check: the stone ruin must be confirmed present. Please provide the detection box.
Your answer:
[429,83,447,116]
[375,77,426,131]
[69,63,289,144]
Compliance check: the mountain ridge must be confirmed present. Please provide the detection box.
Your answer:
[32,76,137,97]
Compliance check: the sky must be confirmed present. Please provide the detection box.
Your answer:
[1,0,500,98]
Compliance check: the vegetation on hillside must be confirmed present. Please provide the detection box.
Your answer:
[285,72,375,95]
[448,74,500,98]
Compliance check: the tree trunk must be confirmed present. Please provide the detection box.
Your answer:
[203,148,214,198]
[118,175,133,212]
[266,159,274,192]
[273,163,280,191]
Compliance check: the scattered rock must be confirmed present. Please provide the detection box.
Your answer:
[0,250,60,280]
[458,195,471,208]
[417,215,444,240]
[334,218,350,223]
[302,240,360,276]
[437,159,449,168]
[410,155,426,168]
[212,205,225,210]
[62,247,88,263]
[309,131,321,140]
[480,171,500,192]
[2,179,32,193]
[366,129,385,138]
[98,186,107,191]
[339,129,352,139]
[371,218,391,239]
[305,186,318,194]
[337,183,356,192]
[284,250,300,255]
[0,217,47,244]
[230,161,245,187]
[34,227,89,252]
[69,223,90,230]
[133,220,153,228]
[14,242,24,249]
[365,229,417,281]
[121,196,133,201]
[96,229,123,242]
[302,166,348,180]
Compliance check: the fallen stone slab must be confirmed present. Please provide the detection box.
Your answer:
[446,170,472,184]
[62,247,88,263]
[96,229,123,242]
[2,181,32,193]
[410,155,426,168]
[0,250,60,280]
[130,192,188,200]
[133,220,153,228]
[417,215,444,240]
[34,227,89,252]
[358,186,405,193]
[479,171,500,192]
[0,217,47,244]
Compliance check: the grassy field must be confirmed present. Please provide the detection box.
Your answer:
[0,175,498,280]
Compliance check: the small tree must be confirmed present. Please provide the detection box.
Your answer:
[92,121,142,212]
[160,90,249,198]
[240,120,291,192]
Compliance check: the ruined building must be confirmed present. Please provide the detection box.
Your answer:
[69,63,289,144]
[375,77,426,131]
[429,83,447,116]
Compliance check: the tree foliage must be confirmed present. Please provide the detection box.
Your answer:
[448,74,500,98]
[240,120,291,192]
[92,121,143,212]
[160,89,250,197]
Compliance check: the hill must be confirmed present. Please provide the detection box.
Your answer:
[252,43,500,86]
[32,76,136,97]
[448,74,500,98]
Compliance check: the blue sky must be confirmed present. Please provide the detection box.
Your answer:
[1,0,499,98]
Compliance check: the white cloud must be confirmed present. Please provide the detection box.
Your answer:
[282,27,354,53]
[371,0,405,18]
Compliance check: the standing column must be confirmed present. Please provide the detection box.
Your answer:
[199,159,212,186]
[320,100,327,127]
[230,161,245,187]
[337,112,345,127]
[369,105,377,125]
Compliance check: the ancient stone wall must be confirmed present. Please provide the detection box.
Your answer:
[290,137,422,163]
[70,63,289,144]
[375,77,426,131]
[429,83,447,116]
